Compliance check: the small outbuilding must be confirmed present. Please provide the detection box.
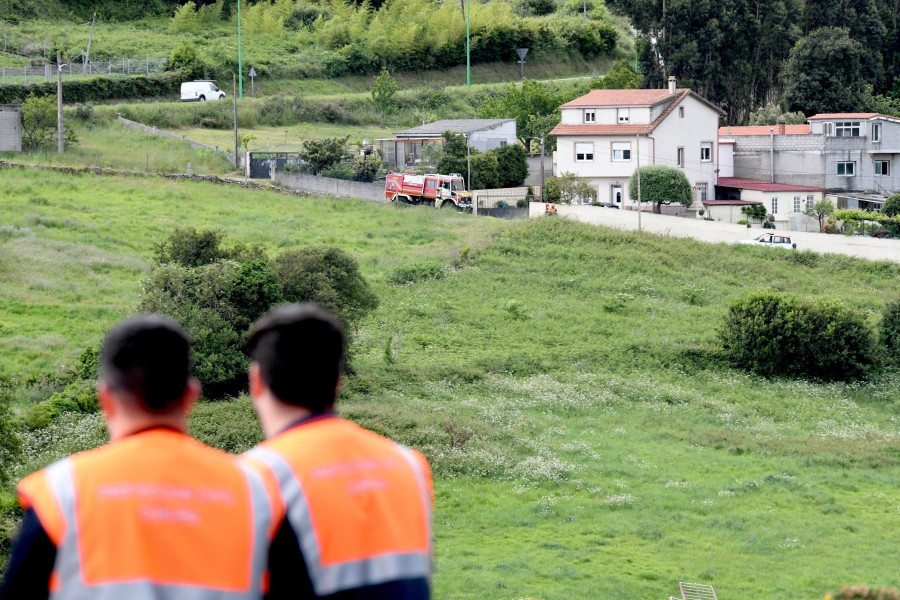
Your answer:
[378,119,517,170]
[0,104,23,153]
[712,177,825,231]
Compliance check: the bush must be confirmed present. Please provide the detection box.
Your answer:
[882,194,900,218]
[0,376,21,485]
[494,144,529,188]
[154,227,226,267]
[168,43,208,79]
[718,292,878,381]
[274,246,379,329]
[881,300,900,365]
[0,71,184,104]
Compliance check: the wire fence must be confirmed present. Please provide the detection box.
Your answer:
[0,58,169,84]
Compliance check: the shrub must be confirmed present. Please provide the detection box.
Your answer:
[494,144,529,188]
[0,376,21,485]
[388,262,447,286]
[229,259,282,331]
[882,194,900,218]
[274,246,379,329]
[0,71,184,104]
[299,136,350,175]
[168,43,207,79]
[140,260,249,398]
[153,227,226,267]
[881,300,900,365]
[718,292,878,380]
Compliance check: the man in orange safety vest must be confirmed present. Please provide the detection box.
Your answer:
[0,315,278,600]
[242,303,434,599]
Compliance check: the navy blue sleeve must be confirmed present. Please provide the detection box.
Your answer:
[0,508,55,600]
[265,517,316,600]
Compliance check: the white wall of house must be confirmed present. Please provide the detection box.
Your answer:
[738,188,824,231]
[555,94,720,209]
[469,120,518,152]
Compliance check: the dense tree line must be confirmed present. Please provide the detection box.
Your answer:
[611,0,900,123]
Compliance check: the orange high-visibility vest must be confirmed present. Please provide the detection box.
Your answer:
[18,429,279,600]
[243,416,433,597]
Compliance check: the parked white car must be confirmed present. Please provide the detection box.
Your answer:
[180,81,226,102]
[738,232,797,249]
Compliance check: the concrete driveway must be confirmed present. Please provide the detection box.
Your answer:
[529,203,900,264]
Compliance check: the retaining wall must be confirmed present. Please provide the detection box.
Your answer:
[272,171,387,202]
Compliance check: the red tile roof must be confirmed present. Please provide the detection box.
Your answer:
[551,90,693,137]
[550,124,654,136]
[702,200,760,206]
[561,89,678,108]
[807,113,879,120]
[717,177,823,192]
[718,125,810,136]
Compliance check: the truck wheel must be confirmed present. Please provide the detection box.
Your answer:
[198,95,206,101]
[440,200,457,210]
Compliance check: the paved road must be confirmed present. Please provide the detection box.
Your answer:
[529,203,900,264]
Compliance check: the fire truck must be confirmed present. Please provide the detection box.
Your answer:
[384,173,472,210]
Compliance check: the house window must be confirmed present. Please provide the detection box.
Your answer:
[872,123,882,142]
[807,195,815,205]
[617,108,630,123]
[835,122,860,137]
[876,160,890,176]
[679,107,685,118]
[677,147,684,168]
[825,122,835,136]
[575,142,594,162]
[793,196,801,212]
[771,197,778,214]
[697,183,708,202]
[700,142,712,162]
[584,109,595,124]
[612,142,631,161]
[837,161,856,176]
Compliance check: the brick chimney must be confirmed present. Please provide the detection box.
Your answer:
[668,76,676,94]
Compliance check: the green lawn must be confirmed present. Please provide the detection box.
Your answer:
[1,168,898,597]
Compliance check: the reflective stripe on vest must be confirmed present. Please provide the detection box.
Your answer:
[42,457,272,600]
[244,444,433,596]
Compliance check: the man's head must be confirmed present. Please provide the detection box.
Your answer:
[100,314,195,418]
[248,303,345,414]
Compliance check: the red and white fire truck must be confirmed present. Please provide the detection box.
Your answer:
[384,173,472,210]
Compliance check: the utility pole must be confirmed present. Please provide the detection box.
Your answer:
[233,74,239,170]
[83,13,96,76]
[57,51,64,154]
[539,133,545,201]
[237,0,243,99]
[636,134,641,231]
[465,0,470,86]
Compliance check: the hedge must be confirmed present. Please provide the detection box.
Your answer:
[718,291,878,381]
[0,70,185,104]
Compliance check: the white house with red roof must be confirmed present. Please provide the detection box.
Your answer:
[550,77,724,210]
[710,177,824,230]
[719,113,900,212]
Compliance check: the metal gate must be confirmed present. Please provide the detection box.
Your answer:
[248,152,303,179]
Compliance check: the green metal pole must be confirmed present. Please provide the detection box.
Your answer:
[465,0,470,87]
[237,0,243,99]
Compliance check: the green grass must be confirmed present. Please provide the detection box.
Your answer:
[175,122,395,152]
[1,169,899,597]
[3,120,236,174]
[0,52,30,67]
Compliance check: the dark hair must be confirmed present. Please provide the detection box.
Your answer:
[247,303,345,411]
[100,314,192,412]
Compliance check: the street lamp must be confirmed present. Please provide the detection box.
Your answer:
[516,48,528,80]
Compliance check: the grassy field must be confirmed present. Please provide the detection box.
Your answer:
[1,168,898,597]
[175,122,395,153]
[2,120,236,174]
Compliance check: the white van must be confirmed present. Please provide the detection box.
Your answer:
[180,81,226,102]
